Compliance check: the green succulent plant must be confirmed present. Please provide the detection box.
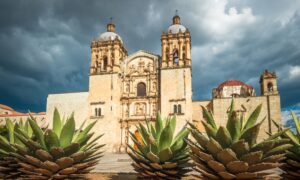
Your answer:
[13,108,105,179]
[186,99,291,179]
[0,118,33,179]
[127,114,191,179]
[273,111,300,179]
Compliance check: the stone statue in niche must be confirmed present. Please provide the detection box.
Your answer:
[136,103,146,116]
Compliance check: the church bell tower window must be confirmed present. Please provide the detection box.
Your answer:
[267,82,273,92]
[103,56,108,71]
[173,48,179,64]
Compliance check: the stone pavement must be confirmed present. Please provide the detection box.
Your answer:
[92,153,135,173]
[91,153,282,180]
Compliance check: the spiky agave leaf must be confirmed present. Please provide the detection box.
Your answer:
[187,99,291,179]
[13,109,105,180]
[127,115,191,179]
[281,111,300,179]
[0,119,33,179]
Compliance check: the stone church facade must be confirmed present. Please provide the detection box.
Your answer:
[45,15,282,153]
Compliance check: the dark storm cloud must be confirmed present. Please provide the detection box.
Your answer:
[0,0,299,112]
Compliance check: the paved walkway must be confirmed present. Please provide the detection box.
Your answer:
[92,153,135,173]
[91,153,282,180]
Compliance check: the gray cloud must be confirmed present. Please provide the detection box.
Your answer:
[0,0,299,112]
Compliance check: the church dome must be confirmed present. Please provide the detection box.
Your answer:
[167,14,187,34]
[168,24,187,34]
[98,20,123,43]
[99,32,122,43]
[213,80,255,98]
[217,80,253,90]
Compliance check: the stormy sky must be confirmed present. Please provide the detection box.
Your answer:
[0,0,299,112]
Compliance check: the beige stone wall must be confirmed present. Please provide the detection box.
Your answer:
[88,73,122,153]
[46,92,89,128]
[211,95,282,141]
[160,68,192,132]
[268,95,281,134]
[192,100,211,131]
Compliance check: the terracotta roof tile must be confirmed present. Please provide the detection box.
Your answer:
[217,80,254,91]
[0,104,14,111]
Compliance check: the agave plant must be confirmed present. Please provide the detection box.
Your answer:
[127,114,191,179]
[186,100,292,179]
[0,118,33,179]
[13,108,105,179]
[273,111,300,179]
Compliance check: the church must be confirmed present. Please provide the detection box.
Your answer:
[42,14,281,153]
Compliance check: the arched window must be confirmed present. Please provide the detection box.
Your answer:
[103,56,108,70]
[173,105,177,113]
[267,82,273,92]
[178,104,182,114]
[137,82,146,97]
[182,52,186,60]
[173,48,179,64]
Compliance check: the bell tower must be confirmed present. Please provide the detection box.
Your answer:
[90,19,127,74]
[161,11,191,68]
[88,19,127,152]
[159,12,193,131]
[260,70,279,95]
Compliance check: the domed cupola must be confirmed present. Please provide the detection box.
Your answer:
[167,12,187,34]
[90,18,128,75]
[213,80,256,98]
[98,19,123,43]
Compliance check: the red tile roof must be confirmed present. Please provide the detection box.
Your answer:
[217,80,253,91]
[0,103,46,117]
[0,104,14,111]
